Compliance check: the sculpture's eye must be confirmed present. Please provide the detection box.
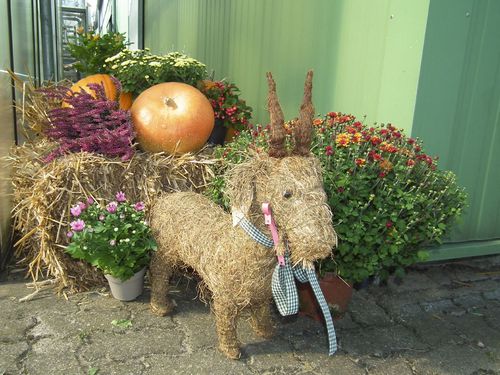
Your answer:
[283,190,293,199]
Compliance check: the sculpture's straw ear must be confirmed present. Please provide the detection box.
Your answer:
[266,72,287,158]
[226,162,256,217]
[293,70,314,156]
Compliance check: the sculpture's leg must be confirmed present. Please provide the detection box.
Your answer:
[149,251,175,316]
[250,302,275,339]
[213,297,241,359]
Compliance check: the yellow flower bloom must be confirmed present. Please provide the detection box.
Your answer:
[355,158,366,167]
[335,133,351,147]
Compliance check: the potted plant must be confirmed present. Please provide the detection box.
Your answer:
[104,49,207,98]
[65,191,157,300]
[67,28,130,77]
[207,112,467,316]
[310,112,466,284]
[199,80,253,145]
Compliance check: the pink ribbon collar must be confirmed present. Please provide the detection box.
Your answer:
[262,203,285,266]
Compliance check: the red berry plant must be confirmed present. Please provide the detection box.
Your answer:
[208,112,467,284]
[42,78,135,162]
[199,80,252,130]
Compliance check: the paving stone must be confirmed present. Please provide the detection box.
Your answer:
[348,292,392,327]
[457,279,500,293]
[78,357,145,375]
[243,338,302,374]
[420,266,455,286]
[23,355,83,375]
[484,288,500,301]
[0,341,29,374]
[23,337,82,375]
[78,325,186,361]
[0,313,37,343]
[2,256,500,374]
[361,355,414,375]
[339,324,428,357]
[142,352,251,375]
[420,298,455,313]
[414,287,460,302]
[331,312,359,331]
[403,312,458,346]
[410,344,499,375]
[452,293,486,308]
[171,298,218,352]
[444,312,500,349]
[482,304,500,331]
[448,308,467,317]
[292,354,366,375]
[373,293,424,321]
[0,279,35,300]
[386,271,438,293]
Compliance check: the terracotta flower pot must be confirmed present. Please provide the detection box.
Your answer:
[297,272,353,321]
[104,268,146,301]
[224,126,238,143]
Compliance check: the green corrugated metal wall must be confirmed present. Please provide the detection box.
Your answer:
[412,0,500,260]
[144,0,429,133]
[143,0,500,259]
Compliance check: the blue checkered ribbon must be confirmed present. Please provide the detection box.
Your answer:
[237,217,337,355]
[238,217,275,248]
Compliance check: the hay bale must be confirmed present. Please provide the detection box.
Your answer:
[9,139,218,292]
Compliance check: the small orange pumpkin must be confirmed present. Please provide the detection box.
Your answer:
[64,74,133,110]
[131,82,214,154]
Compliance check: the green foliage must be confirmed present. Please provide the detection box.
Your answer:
[111,319,132,328]
[67,28,130,76]
[208,113,467,284]
[198,80,252,130]
[65,193,157,281]
[104,49,207,97]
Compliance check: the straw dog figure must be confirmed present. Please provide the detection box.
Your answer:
[149,71,337,359]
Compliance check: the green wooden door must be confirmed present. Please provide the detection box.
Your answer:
[412,0,500,259]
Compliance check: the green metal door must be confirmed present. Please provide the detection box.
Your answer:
[144,0,430,133]
[412,0,500,259]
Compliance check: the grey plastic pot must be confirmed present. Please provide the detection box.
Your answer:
[104,268,146,301]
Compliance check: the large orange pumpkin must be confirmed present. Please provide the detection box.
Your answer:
[131,82,215,154]
[65,74,133,110]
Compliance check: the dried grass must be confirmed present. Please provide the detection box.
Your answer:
[8,70,70,140]
[8,139,218,292]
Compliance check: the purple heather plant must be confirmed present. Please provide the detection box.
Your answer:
[43,78,135,162]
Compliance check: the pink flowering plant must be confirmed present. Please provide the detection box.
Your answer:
[208,112,467,284]
[199,80,252,130]
[65,192,157,281]
[42,79,135,162]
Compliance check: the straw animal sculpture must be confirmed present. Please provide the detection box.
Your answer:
[149,71,337,359]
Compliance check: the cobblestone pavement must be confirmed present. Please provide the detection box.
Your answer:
[1,256,499,375]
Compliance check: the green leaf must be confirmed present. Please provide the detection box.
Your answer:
[88,367,99,375]
[417,250,429,261]
[111,319,132,329]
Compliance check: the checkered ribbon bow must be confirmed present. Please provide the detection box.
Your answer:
[236,215,337,355]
